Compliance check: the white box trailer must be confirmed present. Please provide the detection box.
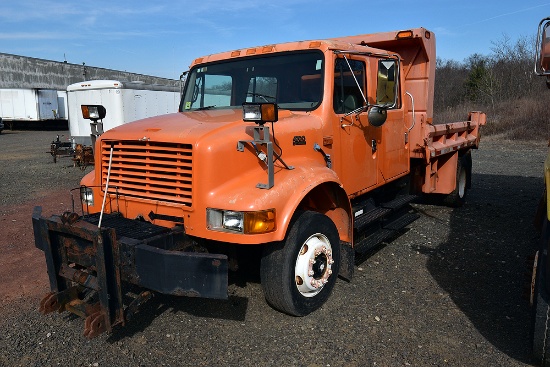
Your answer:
[56,90,68,120]
[67,80,180,145]
[0,88,65,126]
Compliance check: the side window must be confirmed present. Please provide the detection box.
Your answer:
[334,58,365,114]
[184,72,232,109]
[376,60,398,107]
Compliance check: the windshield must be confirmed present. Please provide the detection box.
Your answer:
[181,51,324,112]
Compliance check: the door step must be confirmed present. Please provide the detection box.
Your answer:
[354,207,391,232]
[354,211,420,255]
[352,193,419,256]
[353,194,417,232]
[381,194,418,210]
[383,211,420,231]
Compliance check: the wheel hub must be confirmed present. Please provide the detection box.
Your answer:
[295,234,334,297]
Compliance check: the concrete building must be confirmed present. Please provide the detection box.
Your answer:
[0,53,180,90]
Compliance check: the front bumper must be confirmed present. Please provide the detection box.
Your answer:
[32,207,228,337]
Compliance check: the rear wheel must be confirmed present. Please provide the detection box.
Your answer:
[443,152,471,207]
[260,211,340,316]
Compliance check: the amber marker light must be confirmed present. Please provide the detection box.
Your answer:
[396,30,414,39]
[244,209,276,234]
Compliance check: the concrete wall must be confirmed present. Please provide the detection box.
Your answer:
[0,53,180,90]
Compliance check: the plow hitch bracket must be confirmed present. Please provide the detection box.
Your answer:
[32,206,229,338]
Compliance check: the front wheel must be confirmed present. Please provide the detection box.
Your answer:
[260,211,340,316]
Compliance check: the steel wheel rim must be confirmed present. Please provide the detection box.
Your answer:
[294,233,334,297]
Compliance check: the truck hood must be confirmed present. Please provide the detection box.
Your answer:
[99,109,256,143]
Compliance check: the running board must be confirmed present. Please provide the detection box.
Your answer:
[353,194,417,232]
[354,211,420,255]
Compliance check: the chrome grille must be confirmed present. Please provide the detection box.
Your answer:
[101,140,192,206]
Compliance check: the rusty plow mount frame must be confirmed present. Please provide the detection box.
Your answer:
[50,137,95,169]
[32,206,229,338]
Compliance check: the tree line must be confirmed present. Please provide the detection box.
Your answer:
[433,34,549,139]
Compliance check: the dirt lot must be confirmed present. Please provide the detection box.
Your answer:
[0,129,547,367]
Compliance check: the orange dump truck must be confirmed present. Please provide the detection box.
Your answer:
[32,27,486,337]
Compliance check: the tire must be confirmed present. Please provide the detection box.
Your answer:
[533,220,550,365]
[260,211,341,316]
[443,152,471,207]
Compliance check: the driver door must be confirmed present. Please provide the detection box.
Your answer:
[335,57,379,195]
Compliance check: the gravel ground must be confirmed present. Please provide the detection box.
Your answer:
[0,129,547,367]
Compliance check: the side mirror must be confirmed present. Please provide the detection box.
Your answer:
[536,18,550,76]
[367,106,387,127]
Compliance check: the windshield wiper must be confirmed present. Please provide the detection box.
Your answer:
[195,105,216,110]
[247,92,276,102]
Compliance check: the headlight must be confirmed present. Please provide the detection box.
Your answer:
[221,210,244,232]
[207,208,276,234]
[80,186,94,206]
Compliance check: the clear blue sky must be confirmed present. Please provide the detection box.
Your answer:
[1,0,550,80]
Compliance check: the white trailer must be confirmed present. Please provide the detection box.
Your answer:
[0,88,65,127]
[67,80,180,145]
[56,91,68,120]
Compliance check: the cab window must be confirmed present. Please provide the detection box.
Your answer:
[333,58,365,114]
[376,59,398,107]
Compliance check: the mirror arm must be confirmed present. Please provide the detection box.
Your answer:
[340,106,367,127]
